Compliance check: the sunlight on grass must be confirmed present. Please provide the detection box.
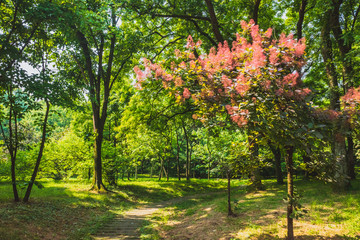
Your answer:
[142,179,360,240]
[0,177,228,240]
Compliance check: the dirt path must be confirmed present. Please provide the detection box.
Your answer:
[92,203,165,240]
[91,191,227,240]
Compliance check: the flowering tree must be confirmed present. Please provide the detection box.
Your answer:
[135,20,312,240]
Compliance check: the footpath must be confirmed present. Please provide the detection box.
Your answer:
[91,190,227,240]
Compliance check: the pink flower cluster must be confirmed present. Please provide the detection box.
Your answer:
[134,20,309,128]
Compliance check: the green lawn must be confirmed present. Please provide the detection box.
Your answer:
[140,179,360,240]
[0,177,228,240]
[1,178,359,240]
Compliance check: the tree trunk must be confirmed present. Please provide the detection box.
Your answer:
[159,157,163,181]
[285,146,295,240]
[296,0,307,40]
[7,91,19,202]
[176,128,181,181]
[204,0,224,43]
[321,13,340,110]
[269,143,283,184]
[347,132,356,180]
[208,160,211,180]
[135,166,138,180]
[252,0,261,24]
[10,155,19,202]
[92,119,107,191]
[166,157,170,181]
[227,169,235,217]
[182,124,190,181]
[321,10,350,191]
[332,123,350,192]
[150,162,153,178]
[23,101,50,202]
[248,134,264,190]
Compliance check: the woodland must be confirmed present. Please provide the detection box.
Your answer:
[1,0,360,239]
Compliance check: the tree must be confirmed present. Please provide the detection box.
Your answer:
[136,20,312,239]
[0,84,36,202]
[54,0,141,191]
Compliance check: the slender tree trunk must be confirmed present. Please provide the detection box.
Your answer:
[92,119,107,191]
[166,157,170,181]
[204,0,224,43]
[269,143,283,184]
[296,0,307,40]
[252,0,261,24]
[182,124,190,181]
[150,162,153,178]
[0,89,20,202]
[329,1,357,178]
[159,157,163,180]
[23,101,50,202]
[190,144,193,179]
[176,128,181,181]
[285,146,295,240]
[208,160,211,180]
[10,155,19,202]
[227,169,235,217]
[321,12,340,110]
[332,123,350,192]
[321,11,350,191]
[248,133,264,190]
[347,134,355,179]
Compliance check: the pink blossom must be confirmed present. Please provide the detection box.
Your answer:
[133,66,145,81]
[222,75,232,88]
[240,20,248,30]
[265,28,272,38]
[162,81,169,89]
[183,88,191,99]
[282,72,299,87]
[189,60,196,69]
[175,49,181,57]
[175,77,183,87]
[164,73,173,81]
[225,105,233,114]
[251,24,261,43]
[155,68,164,78]
[251,44,266,68]
[179,61,186,69]
[269,47,278,65]
[294,38,306,57]
[186,35,195,49]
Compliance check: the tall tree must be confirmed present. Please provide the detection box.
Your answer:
[55,0,140,191]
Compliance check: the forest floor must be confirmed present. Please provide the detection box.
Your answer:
[92,191,227,240]
[0,177,228,240]
[139,179,360,240]
[0,178,359,240]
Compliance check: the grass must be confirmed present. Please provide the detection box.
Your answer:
[0,177,228,240]
[2,177,360,240]
[141,179,360,240]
